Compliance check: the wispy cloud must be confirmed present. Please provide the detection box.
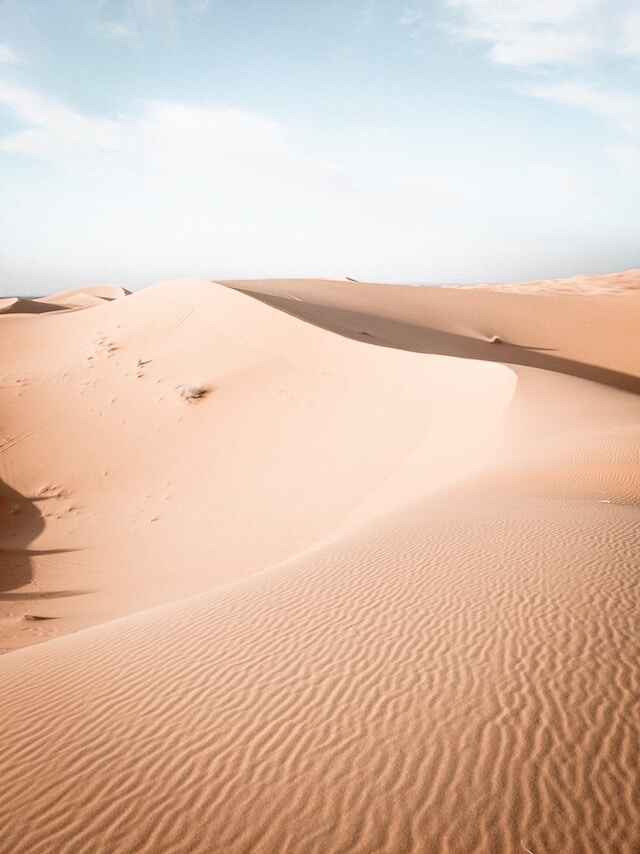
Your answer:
[620,9,640,55]
[0,82,347,210]
[526,81,640,135]
[444,0,639,67]
[0,83,122,157]
[128,0,209,26]
[433,1,640,158]
[96,0,209,39]
[99,20,136,41]
[0,44,21,65]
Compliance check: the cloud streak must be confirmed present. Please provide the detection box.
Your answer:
[527,81,640,135]
[0,44,20,64]
[445,0,639,67]
[98,20,136,40]
[436,1,640,155]
[96,0,209,41]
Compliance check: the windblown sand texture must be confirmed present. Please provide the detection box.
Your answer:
[1,272,639,853]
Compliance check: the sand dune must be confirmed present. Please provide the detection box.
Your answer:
[461,267,640,295]
[224,275,640,392]
[0,279,513,648]
[37,284,131,309]
[1,272,639,852]
[0,285,130,316]
[0,296,67,315]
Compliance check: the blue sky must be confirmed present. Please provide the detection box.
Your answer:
[1,0,639,293]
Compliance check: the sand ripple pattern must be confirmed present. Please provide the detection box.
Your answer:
[1,494,639,853]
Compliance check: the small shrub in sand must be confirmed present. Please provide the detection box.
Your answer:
[176,383,209,402]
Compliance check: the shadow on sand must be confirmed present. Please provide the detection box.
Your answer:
[233,289,640,396]
[0,479,87,602]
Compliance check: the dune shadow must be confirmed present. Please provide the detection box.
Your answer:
[0,548,80,556]
[233,289,640,396]
[0,479,44,594]
[0,479,86,601]
[0,589,91,602]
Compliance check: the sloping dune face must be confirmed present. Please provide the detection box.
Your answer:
[1,276,639,853]
[0,285,130,316]
[0,296,67,315]
[37,284,131,309]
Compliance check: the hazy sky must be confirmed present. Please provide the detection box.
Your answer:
[1,0,639,293]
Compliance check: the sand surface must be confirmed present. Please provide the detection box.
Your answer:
[1,272,639,852]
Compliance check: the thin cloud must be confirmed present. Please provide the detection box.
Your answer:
[95,0,209,37]
[0,44,21,65]
[130,0,209,24]
[99,21,136,40]
[436,2,640,153]
[0,83,122,157]
[526,81,640,135]
[621,9,640,56]
[444,0,638,67]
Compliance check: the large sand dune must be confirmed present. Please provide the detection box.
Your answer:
[1,272,639,852]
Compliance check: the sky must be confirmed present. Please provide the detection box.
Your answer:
[0,0,639,294]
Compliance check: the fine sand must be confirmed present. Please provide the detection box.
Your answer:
[1,272,639,852]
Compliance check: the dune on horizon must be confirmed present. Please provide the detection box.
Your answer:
[1,271,639,853]
[0,285,130,316]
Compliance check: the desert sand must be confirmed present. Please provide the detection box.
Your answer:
[1,273,639,853]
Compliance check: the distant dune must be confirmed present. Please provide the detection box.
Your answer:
[0,285,130,315]
[38,284,131,307]
[0,296,67,315]
[1,271,639,853]
[460,267,640,294]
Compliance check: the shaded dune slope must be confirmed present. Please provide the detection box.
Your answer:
[0,297,67,315]
[37,284,131,310]
[224,277,640,393]
[39,284,131,303]
[0,285,130,316]
[1,275,639,853]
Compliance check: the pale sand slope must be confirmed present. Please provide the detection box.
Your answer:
[0,280,513,650]
[1,274,639,853]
